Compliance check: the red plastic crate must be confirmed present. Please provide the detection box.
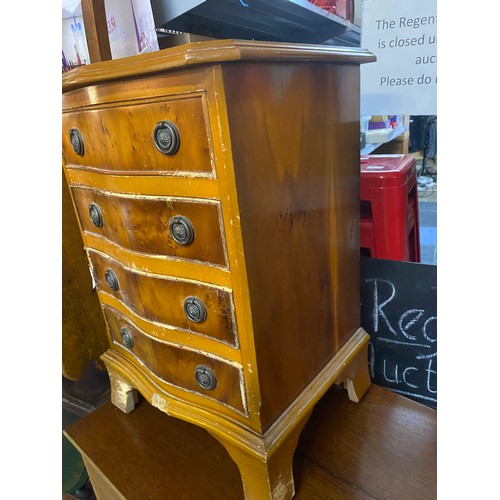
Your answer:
[360,154,421,262]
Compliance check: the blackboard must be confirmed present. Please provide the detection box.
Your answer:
[360,257,437,409]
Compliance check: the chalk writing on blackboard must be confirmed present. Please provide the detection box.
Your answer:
[360,258,437,408]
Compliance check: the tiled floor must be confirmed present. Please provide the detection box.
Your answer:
[417,161,437,265]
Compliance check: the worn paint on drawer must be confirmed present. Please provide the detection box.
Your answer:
[62,94,214,176]
[103,304,246,414]
[88,250,239,347]
[73,187,228,268]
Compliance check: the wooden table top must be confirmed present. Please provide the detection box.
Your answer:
[64,384,436,499]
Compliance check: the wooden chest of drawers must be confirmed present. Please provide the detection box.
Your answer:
[62,39,375,499]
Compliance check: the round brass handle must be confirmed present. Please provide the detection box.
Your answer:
[195,366,217,390]
[105,269,119,291]
[153,120,180,155]
[69,128,84,156]
[120,327,133,349]
[89,203,103,228]
[184,296,207,323]
[169,216,195,246]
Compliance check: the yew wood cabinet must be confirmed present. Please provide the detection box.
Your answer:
[61,39,376,499]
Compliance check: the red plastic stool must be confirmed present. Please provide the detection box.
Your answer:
[360,154,421,262]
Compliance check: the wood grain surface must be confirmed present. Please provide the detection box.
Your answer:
[62,94,214,175]
[222,62,362,431]
[62,41,378,498]
[103,304,246,414]
[64,385,436,499]
[62,39,376,93]
[62,172,109,380]
[72,187,228,267]
[88,249,238,347]
[299,385,436,499]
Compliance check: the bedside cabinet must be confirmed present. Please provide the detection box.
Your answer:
[62,39,375,499]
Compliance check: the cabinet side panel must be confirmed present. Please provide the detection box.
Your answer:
[222,62,361,430]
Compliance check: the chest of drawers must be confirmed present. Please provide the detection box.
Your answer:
[62,39,375,499]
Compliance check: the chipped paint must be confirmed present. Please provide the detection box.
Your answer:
[103,292,240,351]
[90,248,232,289]
[198,88,218,178]
[72,185,222,205]
[114,318,242,366]
[152,393,169,410]
[67,163,215,179]
[238,369,249,414]
[271,474,292,500]
[217,202,231,270]
[135,357,249,417]
[86,233,230,271]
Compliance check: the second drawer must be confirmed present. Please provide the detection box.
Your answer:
[73,187,228,268]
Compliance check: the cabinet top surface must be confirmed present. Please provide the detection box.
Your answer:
[62,38,376,93]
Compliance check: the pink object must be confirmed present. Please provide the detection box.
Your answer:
[335,0,348,19]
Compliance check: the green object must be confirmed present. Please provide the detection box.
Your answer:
[62,409,89,495]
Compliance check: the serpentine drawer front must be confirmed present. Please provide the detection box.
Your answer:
[72,187,228,268]
[62,94,214,175]
[103,304,246,414]
[88,249,239,347]
[62,39,376,500]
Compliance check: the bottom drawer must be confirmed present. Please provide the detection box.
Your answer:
[103,304,246,414]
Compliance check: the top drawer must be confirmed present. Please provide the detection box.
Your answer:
[62,94,214,176]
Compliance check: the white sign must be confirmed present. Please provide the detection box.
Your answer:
[360,0,437,115]
[105,0,159,60]
[62,16,90,68]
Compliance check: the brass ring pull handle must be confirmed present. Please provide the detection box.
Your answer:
[69,128,84,156]
[105,269,119,291]
[195,366,217,390]
[184,296,207,323]
[89,203,104,228]
[153,120,180,155]
[120,327,133,349]
[169,216,195,246]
